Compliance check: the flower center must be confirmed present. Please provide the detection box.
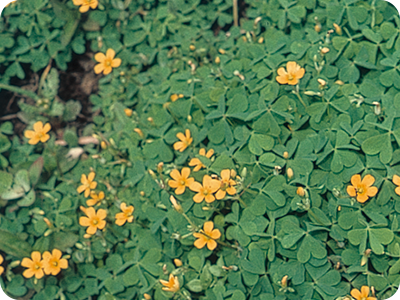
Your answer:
[180,180,186,186]
[203,189,209,196]
[92,218,99,225]
[288,74,294,80]
[35,264,41,270]
[105,60,112,67]
[357,186,365,194]
[52,261,58,267]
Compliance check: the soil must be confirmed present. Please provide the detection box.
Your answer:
[0,51,100,138]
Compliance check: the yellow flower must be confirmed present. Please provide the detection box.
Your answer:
[94,49,121,75]
[77,171,97,197]
[42,249,68,276]
[159,273,180,293]
[347,174,378,203]
[79,206,107,234]
[392,175,400,195]
[0,255,4,276]
[72,0,98,13]
[193,221,221,250]
[276,61,305,85]
[115,203,134,226]
[168,167,194,195]
[24,121,51,145]
[215,169,237,200]
[86,191,105,206]
[188,148,214,171]
[350,286,376,300]
[173,129,192,152]
[189,175,220,203]
[21,251,44,279]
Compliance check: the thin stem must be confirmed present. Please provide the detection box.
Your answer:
[293,87,307,108]
[0,83,40,101]
[233,0,238,27]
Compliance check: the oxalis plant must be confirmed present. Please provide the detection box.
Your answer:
[0,0,400,299]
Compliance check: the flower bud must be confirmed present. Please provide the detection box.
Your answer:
[281,275,288,287]
[170,195,183,213]
[83,234,92,239]
[335,80,344,85]
[321,47,330,54]
[315,23,321,32]
[333,23,342,35]
[318,78,327,86]
[140,191,145,196]
[297,187,305,197]
[189,45,196,51]
[372,101,381,115]
[218,48,226,54]
[9,260,21,268]
[283,151,289,159]
[286,168,294,179]
[43,217,52,227]
[124,108,133,117]
[170,94,179,102]
[215,56,221,64]
[101,141,107,149]
[258,37,264,43]
[144,293,152,300]
[133,128,143,138]
[174,259,183,267]
[157,162,164,173]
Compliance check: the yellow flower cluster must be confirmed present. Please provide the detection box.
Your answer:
[168,168,237,203]
[21,249,68,279]
[77,171,135,234]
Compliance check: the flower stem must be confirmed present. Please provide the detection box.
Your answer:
[0,83,40,101]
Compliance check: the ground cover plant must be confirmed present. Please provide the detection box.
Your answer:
[0,0,400,299]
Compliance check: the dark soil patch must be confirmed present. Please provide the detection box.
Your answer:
[0,50,100,138]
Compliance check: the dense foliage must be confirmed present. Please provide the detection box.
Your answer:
[1,0,400,299]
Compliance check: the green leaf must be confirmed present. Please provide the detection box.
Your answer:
[241,247,265,274]
[0,229,32,258]
[15,169,30,193]
[0,171,13,195]
[29,156,44,186]
[17,189,36,207]
[186,279,203,292]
